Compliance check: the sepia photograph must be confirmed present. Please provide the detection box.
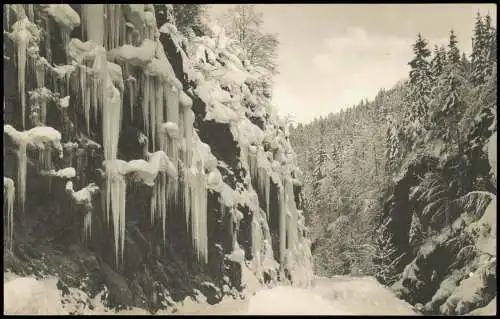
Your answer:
[3,3,497,315]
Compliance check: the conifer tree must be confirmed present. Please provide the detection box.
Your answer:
[312,121,329,195]
[430,45,445,81]
[471,13,488,86]
[373,220,405,286]
[404,33,432,144]
[460,53,471,76]
[408,213,423,248]
[447,30,461,68]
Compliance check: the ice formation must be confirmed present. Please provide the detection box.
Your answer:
[65,181,100,243]
[81,5,105,46]
[4,177,16,251]
[9,13,41,129]
[44,4,80,46]
[4,125,63,214]
[3,4,312,287]
[102,160,128,266]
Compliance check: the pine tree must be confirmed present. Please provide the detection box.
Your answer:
[433,65,465,149]
[471,13,488,86]
[484,14,497,76]
[312,121,329,195]
[408,213,423,248]
[447,30,461,68]
[430,45,445,81]
[460,53,471,76]
[373,220,405,286]
[404,33,432,143]
[385,115,401,165]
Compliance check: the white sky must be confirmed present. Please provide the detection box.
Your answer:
[208,4,497,124]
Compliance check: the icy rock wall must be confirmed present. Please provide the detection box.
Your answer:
[3,4,313,309]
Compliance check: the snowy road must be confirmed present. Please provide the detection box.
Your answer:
[4,274,418,315]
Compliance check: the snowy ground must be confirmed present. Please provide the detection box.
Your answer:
[3,273,425,315]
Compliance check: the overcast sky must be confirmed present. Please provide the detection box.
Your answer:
[208,4,497,124]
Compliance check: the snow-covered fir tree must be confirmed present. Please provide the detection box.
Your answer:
[373,220,405,286]
[404,33,432,145]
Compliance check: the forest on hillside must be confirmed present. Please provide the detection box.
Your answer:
[290,13,497,315]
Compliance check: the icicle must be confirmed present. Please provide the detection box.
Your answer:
[25,4,34,21]
[44,16,52,64]
[184,167,192,232]
[5,5,10,30]
[78,65,90,133]
[14,141,28,216]
[155,80,165,149]
[251,212,262,261]
[83,211,92,242]
[187,152,208,264]
[102,67,121,162]
[184,110,194,166]
[149,78,157,150]
[150,180,157,224]
[34,60,47,123]
[104,162,127,267]
[60,28,71,48]
[166,84,179,130]
[263,177,269,217]
[4,177,16,251]
[38,147,53,170]
[165,85,181,213]
[81,5,105,46]
[126,73,136,121]
[160,172,167,244]
[278,184,286,264]
[142,73,150,140]
[13,21,30,129]
[105,4,124,50]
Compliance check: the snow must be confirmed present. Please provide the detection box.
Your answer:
[44,5,80,31]
[207,170,223,191]
[41,167,76,179]
[107,39,156,67]
[4,273,424,316]
[4,277,67,315]
[487,132,496,181]
[179,91,193,108]
[123,4,146,32]
[67,39,97,64]
[470,198,496,255]
[59,96,70,108]
[4,125,63,157]
[467,297,497,315]
[247,285,349,315]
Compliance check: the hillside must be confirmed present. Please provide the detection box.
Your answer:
[3,4,312,314]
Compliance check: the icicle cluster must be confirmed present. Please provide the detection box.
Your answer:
[103,160,128,266]
[4,5,313,282]
[8,8,41,129]
[65,181,100,243]
[4,124,63,214]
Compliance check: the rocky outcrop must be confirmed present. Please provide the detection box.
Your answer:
[391,132,497,315]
